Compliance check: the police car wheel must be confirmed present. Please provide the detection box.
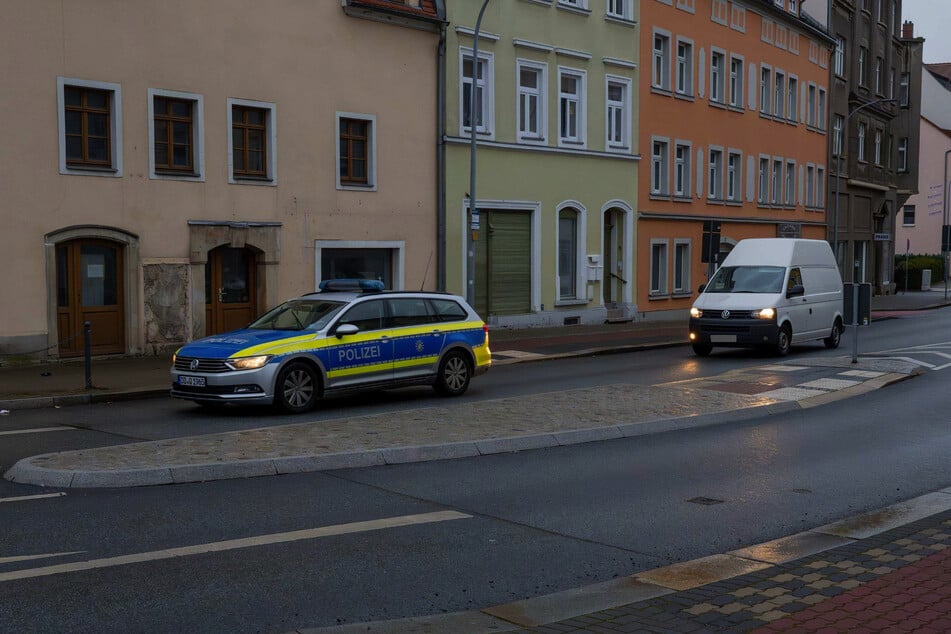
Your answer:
[275,362,320,413]
[434,351,471,396]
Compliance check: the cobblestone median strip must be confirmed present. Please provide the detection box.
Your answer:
[6,383,781,487]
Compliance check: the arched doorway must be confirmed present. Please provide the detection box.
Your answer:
[55,238,125,356]
[205,245,258,335]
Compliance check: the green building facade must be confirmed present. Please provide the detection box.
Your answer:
[444,0,640,326]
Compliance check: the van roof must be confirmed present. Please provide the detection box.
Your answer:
[722,239,836,268]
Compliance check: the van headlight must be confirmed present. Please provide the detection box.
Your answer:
[690,307,702,318]
[755,308,776,319]
[226,355,272,370]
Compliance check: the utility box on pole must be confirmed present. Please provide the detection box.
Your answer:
[843,283,872,326]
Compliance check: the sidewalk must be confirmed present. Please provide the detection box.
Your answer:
[0,287,947,409]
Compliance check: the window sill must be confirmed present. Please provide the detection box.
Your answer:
[728,104,745,113]
[709,99,727,110]
[604,15,636,27]
[556,3,591,17]
[153,170,202,181]
[673,195,692,203]
[674,92,695,102]
[518,136,547,145]
[672,292,693,299]
[726,200,743,206]
[648,293,671,300]
[231,175,275,186]
[606,145,631,153]
[62,164,121,177]
[649,193,672,201]
[555,298,589,306]
[707,197,726,205]
[337,183,378,192]
[651,86,673,97]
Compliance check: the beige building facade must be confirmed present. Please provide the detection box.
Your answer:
[0,0,443,358]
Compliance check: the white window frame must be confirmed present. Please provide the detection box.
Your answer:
[784,159,796,206]
[556,203,586,301]
[898,137,908,171]
[710,49,726,105]
[727,150,742,202]
[227,97,277,185]
[805,163,816,207]
[771,157,783,205]
[606,0,633,20]
[649,239,669,296]
[774,70,785,118]
[651,136,670,195]
[902,204,915,226]
[817,88,827,131]
[708,146,724,201]
[459,47,495,138]
[807,82,817,128]
[858,47,868,87]
[558,66,587,147]
[314,240,406,291]
[816,166,825,208]
[758,155,770,204]
[875,56,884,95]
[605,75,632,152]
[900,72,910,106]
[833,114,844,156]
[760,63,772,115]
[652,30,672,92]
[675,37,694,97]
[673,239,691,294]
[516,59,547,144]
[57,76,123,177]
[729,55,744,108]
[335,111,377,191]
[858,122,867,161]
[834,37,845,76]
[787,74,798,122]
[674,141,691,198]
[148,88,204,181]
[874,129,882,165]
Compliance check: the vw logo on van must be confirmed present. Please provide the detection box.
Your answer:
[190,359,200,371]
[720,310,731,320]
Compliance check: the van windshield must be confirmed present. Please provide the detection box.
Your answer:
[706,266,786,294]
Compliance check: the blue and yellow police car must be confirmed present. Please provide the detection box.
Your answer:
[170,281,491,413]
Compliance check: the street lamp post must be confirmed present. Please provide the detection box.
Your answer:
[832,97,897,281]
[467,0,491,308]
[944,149,951,300]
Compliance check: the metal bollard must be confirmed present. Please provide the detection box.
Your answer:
[84,321,92,389]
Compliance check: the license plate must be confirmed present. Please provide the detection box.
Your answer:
[710,335,737,343]
[178,375,206,387]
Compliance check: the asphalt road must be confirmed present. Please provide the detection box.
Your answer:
[1,309,950,632]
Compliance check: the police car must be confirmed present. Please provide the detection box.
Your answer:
[170,280,491,413]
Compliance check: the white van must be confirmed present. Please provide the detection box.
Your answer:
[688,238,844,356]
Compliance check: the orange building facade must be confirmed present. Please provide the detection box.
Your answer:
[637,0,835,317]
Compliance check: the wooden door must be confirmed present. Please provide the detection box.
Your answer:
[55,239,125,357]
[205,246,257,335]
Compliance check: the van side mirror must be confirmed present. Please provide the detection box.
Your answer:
[697,284,706,294]
[786,284,805,298]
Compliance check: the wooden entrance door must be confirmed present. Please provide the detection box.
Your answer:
[55,239,125,357]
[205,246,257,335]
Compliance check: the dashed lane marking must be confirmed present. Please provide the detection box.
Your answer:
[0,551,85,565]
[0,427,78,436]
[0,510,471,583]
[0,492,66,504]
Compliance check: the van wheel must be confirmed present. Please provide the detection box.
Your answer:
[274,362,320,413]
[824,319,843,349]
[692,342,713,357]
[775,324,792,356]
[434,351,471,396]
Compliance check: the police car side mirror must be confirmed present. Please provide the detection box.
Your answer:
[335,324,359,339]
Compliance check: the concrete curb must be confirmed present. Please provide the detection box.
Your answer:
[290,488,951,633]
[0,388,168,411]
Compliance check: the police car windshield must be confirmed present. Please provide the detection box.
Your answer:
[706,266,785,294]
[248,299,346,331]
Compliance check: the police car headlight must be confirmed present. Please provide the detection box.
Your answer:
[756,308,776,319]
[690,307,702,318]
[226,355,272,370]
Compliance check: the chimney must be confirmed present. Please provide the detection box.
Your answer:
[902,20,914,39]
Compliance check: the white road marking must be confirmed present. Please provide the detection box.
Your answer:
[0,551,85,565]
[0,510,471,583]
[0,492,66,504]
[0,427,77,436]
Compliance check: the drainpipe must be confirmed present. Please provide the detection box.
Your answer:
[435,3,447,292]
